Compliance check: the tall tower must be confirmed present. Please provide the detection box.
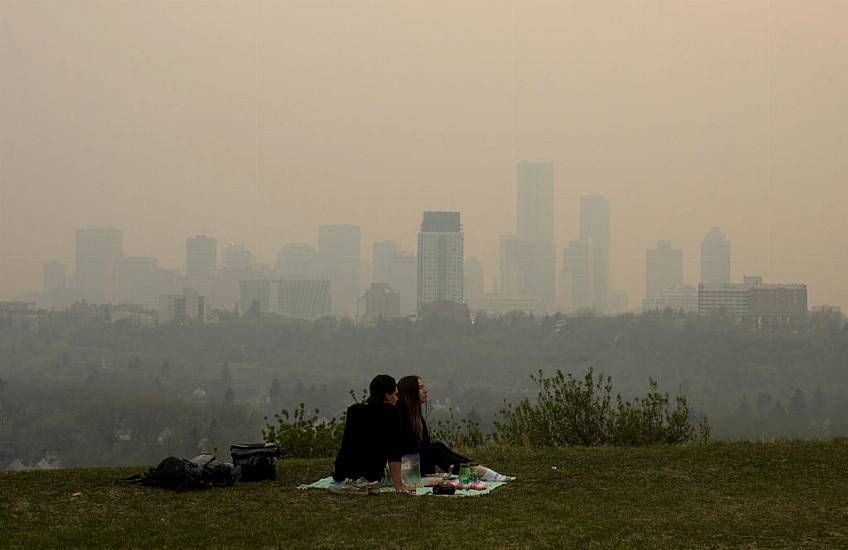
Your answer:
[75,227,123,304]
[700,226,731,285]
[561,237,594,312]
[579,195,610,313]
[417,212,464,311]
[512,161,555,308]
[318,224,361,317]
[186,235,217,278]
[646,241,683,298]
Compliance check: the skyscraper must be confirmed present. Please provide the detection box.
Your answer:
[511,161,555,308]
[318,224,361,317]
[701,226,731,285]
[372,241,400,284]
[561,237,594,312]
[186,235,217,278]
[223,243,252,272]
[646,241,683,299]
[276,243,318,280]
[417,212,464,311]
[75,227,123,304]
[373,241,417,316]
[517,161,554,243]
[579,195,610,313]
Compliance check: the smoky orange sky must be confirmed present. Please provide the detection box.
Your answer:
[1,1,846,309]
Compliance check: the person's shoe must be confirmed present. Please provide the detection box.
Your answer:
[327,479,369,496]
[353,477,381,495]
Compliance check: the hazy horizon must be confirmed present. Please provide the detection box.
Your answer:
[2,1,846,309]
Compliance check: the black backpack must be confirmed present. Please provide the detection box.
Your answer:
[230,443,279,482]
[121,454,239,491]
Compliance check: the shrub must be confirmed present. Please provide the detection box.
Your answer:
[494,368,709,446]
[263,403,345,458]
[429,408,485,449]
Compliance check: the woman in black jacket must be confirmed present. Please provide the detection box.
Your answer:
[396,375,513,481]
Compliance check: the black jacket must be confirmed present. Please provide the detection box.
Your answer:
[332,401,403,482]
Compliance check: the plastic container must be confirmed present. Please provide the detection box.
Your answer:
[400,453,421,487]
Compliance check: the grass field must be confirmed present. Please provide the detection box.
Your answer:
[3,441,848,549]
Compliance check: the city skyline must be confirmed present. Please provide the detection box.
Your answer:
[2,2,847,310]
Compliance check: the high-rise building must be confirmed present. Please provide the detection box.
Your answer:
[114,256,158,306]
[372,241,400,284]
[223,243,252,272]
[385,249,417,316]
[580,195,610,313]
[75,227,123,304]
[276,243,318,280]
[417,212,464,312]
[186,235,217,278]
[318,225,361,317]
[464,256,484,312]
[514,161,556,308]
[699,276,807,328]
[701,226,731,285]
[239,279,274,313]
[642,284,698,313]
[646,241,683,299]
[561,237,594,312]
[517,161,554,243]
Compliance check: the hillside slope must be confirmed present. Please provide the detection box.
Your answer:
[2,441,848,548]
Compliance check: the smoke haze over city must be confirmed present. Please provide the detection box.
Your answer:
[1,1,847,310]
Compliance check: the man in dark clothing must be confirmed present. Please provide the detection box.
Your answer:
[331,375,411,493]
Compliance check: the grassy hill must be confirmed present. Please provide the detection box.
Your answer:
[3,441,848,549]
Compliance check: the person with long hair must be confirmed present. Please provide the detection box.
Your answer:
[331,374,413,494]
[396,375,513,482]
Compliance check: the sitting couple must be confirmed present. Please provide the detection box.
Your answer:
[331,374,513,494]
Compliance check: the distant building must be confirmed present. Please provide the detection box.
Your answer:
[276,243,319,280]
[278,280,331,320]
[646,241,683,299]
[159,288,207,324]
[608,290,629,315]
[642,284,698,313]
[363,283,401,322]
[701,226,731,285]
[75,227,123,304]
[373,241,400,284]
[698,276,807,328]
[580,195,610,313]
[186,235,217,278]
[419,300,470,324]
[114,256,159,306]
[560,237,594,313]
[417,212,464,313]
[223,243,252,272]
[514,161,556,308]
[318,225,361,317]
[41,262,74,310]
[43,262,66,293]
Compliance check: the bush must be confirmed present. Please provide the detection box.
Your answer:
[430,408,485,449]
[493,368,709,447]
[263,403,345,458]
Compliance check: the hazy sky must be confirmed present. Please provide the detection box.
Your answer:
[1,1,846,308]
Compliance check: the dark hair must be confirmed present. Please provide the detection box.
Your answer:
[367,374,397,405]
[397,375,425,443]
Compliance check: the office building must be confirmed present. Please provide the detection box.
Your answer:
[276,243,318,280]
[698,276,807,328]
[363,283,401,322]
[642,285,698,313]
[417,212,464,313]
[239,280,274,313]
[318,225,361,317]
[701,226,731,285]
[646,241,683,299]
[223,243,252,272]
[159,288,207,325]
[517,161,554,243]
[373,241,400,284]
[278,280,331,320]
[560,237,594,313]
[75,227,123,304]
[514,161,556,308]
[186,235,217,278]
[580,195,610,313]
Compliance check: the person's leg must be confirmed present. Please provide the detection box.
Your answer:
[423,442,471,474]
[476,465,514,481]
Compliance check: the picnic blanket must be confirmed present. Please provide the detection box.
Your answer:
[298,476,510,497]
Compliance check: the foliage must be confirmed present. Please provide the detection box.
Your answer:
[494,368,709,446]
[263,403,345,459]
[429,407,485,449]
